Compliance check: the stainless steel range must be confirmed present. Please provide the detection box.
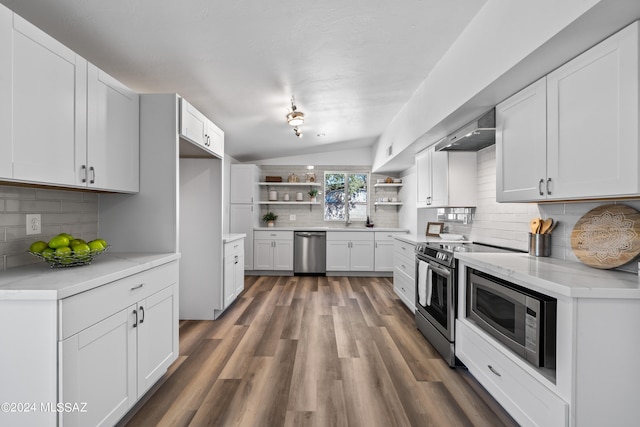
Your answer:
[414,242,518,367]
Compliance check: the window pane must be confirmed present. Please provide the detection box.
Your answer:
[348,173,367,220]
[324,172,345,221]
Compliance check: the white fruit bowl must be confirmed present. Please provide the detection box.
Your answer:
[29,246,110,268]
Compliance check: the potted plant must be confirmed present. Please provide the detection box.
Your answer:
[308,188,319,202]
[262,211,278,227]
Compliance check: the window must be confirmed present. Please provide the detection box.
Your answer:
[324,172,368,221]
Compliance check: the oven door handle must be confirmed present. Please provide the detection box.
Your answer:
[427,262,450,278]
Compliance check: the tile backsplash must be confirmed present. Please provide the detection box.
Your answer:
[444,145,639,274]
[0,185,99,270]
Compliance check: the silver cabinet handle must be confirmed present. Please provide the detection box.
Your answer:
[130,284,144,291]
[133,309,138,328]
[488,365,501,377]
[81,165,87,183]
[89,166,96,184]
[538,179,544,196]
[139,306,145,324]
[546,178,552,195]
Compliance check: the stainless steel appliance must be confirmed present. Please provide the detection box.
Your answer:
[466,268,557,368]
[414,242,517,367]
[294,231,326,275]
[434,108,495,152]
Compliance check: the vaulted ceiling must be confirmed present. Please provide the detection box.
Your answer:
[0,0,487,162]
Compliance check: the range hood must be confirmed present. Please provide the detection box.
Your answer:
[435,109,495,152]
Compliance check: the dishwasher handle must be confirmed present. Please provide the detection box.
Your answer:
[295,232,326,237]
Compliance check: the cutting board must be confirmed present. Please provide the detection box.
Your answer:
[571,204,640,269]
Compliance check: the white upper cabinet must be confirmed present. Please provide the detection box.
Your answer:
[497,21,640,202]
[86,64,139,192]
[230,164,260,204]
[0,5,139,192]
[2,11,87,187]
[179,98,224,159]
[496,77,547,202]
[416,146,477,207]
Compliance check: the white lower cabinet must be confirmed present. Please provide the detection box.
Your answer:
[326,232,374,272]
[456,320,568,427]
[374,232,404,272]
[224,238,245,309]
[253,230,293,270]
[393,239,416,311]
[59,261,179,427]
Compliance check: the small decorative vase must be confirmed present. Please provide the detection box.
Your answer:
[310,196,317,202]
[296,192,303,201]
[283,193,290,201]
[267,220,275,227]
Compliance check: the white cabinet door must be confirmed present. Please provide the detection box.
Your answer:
[87,64,139,192]
[273,239,294,270]
[0,6,12,178]
[547,21,639,200]
[136,285,177,398]
[375,240,395,272]
[326,241,350,271]
[206,120,224,158]
[234,252,245,296]
[180,98,207,146]
[430,150,449,207]
[349,240,374,271]
[229,204,257,269]
[416,148,432,207]
[223,252,236,308]
[10,14,87,187]
[61,306,136,427]
[230,164,260,204]
[496,77,547,202]
[253,239,274,270]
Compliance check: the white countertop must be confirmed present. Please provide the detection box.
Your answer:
[0,252,180,301]
[394,234,470,245]
[223,233,246,243]
[254,227,410,233]
[456,252,640,299]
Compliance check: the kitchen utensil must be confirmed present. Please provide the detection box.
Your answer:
[530,218,542,234]
[546,220,559,234]
[539,218,553,234]
[571,204,640,269]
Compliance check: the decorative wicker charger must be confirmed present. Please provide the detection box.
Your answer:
[570,204,640,269]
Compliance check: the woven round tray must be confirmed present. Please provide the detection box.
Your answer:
[571,204,640,269]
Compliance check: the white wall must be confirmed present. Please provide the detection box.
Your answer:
[258,146,372,166]
[373,0,639,173]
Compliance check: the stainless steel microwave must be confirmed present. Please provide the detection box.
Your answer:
[466,269,556,368]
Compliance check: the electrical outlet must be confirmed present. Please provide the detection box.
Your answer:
[289,214,296,221]
[26,214,41,235]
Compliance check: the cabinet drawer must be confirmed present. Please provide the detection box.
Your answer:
[60,261,178,339]
[254,230,293,240]
[394,254,415,279]
[393,268,415,308]
[375,231,405,242]
[456,320,568,427]
[224,239,244,257]
[327,231,374,241]
[394,239,415,258]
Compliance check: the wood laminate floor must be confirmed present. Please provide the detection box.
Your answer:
[120,276,518,427]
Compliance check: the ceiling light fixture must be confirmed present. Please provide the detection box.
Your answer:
[286,96,305,127]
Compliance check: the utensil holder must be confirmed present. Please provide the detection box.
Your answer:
[529,233,551,257]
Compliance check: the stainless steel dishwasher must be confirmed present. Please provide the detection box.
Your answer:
[294,231,326,275]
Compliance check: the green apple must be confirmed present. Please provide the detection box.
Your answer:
[88,240,105,252]
[72,243,91,257]
[69,238,86,246]
[55,246,72,258]
[48,235,70,249]
[29,241,48,253]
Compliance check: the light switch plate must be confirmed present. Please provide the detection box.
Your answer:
[289,214,296,221]
[26,214,41,235]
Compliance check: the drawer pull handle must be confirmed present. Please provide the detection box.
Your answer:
[133,309,138,328]
[488,365,501,377]
[139,306,145,324]
[130,284,144,291]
